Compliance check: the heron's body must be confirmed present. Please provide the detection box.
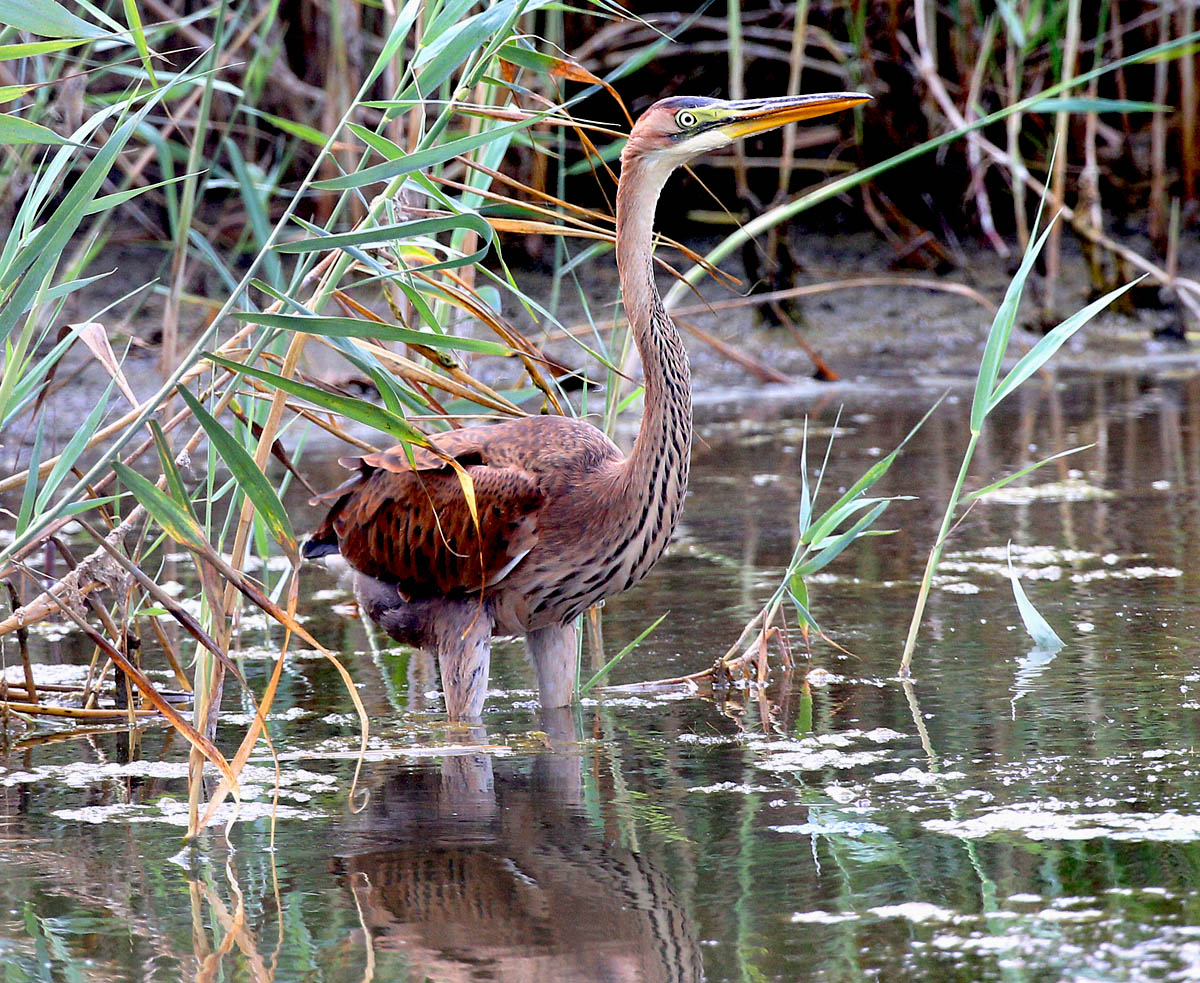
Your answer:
[305,91,868,720]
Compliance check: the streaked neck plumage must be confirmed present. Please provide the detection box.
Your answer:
[613,150,692,537]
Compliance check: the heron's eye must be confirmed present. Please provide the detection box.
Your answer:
[675,110,698,130]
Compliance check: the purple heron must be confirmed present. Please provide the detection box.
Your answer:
[305,92,870,720]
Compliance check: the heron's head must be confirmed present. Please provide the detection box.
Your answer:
[623,92,871,167]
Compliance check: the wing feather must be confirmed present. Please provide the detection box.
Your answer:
[306,416,621,594]
[325,457,543,599]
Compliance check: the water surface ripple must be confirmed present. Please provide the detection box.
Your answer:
[3,370,1200,982]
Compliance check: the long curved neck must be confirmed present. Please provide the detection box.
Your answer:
[614,155,692,502]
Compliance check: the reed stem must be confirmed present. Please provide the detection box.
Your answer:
[899,430,980,676]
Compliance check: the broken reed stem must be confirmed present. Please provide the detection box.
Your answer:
[1043,0,1082,322]
[0,701,157,720]
[1006,35,1029,251]
[1149,1,1172,246]
[4,582,36,705]
[1179,1,1197,210]
[2,681,85,694]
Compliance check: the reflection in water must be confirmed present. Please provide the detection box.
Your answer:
[337,711,702,983]
[0,715,703,982]
[8,372,1200,982]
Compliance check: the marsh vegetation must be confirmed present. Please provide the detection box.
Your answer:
[1,2,1199,980]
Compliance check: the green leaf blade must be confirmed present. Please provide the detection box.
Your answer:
[204,352,429,447]
[121,0,156,86]
[176,385,296,555]
[988,276,1144,415]
[149,420,196,520]
[310,112,548,192]
[113,463,207,551]
[0,0,104,38]
[797,500,890,577]
[232,312,511,355]
[970,218,1057,432]
[1027,97,1168,114]
[0,112,80,147]
[580,612,668,695]
[1008,544,1064,651]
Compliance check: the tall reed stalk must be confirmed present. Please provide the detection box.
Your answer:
[898,196,1141,675]
[0,0,636,833]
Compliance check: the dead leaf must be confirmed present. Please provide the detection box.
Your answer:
[71,322,140,409]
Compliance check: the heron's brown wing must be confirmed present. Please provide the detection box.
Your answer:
[329,462,543,599]
[347,428,494,475]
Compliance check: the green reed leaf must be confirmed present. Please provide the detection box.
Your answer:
[580,612,668,694]
[988,276,1144,415]
[148,419,195,520]
[1027,97,1167,114]
[16,424,44,537]
[970,217,1056,433]
[113,462,207,550]
[797,501,889,577]
[205,352,430,447]
[34,381,112,512]
[0,38,90,59]
[120,0,155,86]
[176,385,296,556]
[0,0,104,38]
[0,112,80,147]
[1008,544,1064,651]
[311,111,549,191]
[233,311,511,355]
[964,445,1094,502]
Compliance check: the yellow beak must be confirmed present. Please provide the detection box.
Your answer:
[718,92,871,139]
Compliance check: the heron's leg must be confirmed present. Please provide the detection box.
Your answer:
[432,602,494,721]
[526,622,578,709]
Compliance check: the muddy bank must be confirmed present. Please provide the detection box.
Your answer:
[6,228,1196,479]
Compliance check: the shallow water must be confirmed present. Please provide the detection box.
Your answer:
[4,368,1200,982]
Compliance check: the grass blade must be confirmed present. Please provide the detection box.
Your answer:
[16,425,44,537]
[970,218,1056,432]
[797,500,889,577]
[803,397,939,548]
[34,381,112,512]
[120,0,156,86]
[0,38,91,59]
[176,385,296,556]
[2,96,163,296]
[277,212,493,256]
[1027,97,1167,113]
[0,112,81,146]
[1008,544,1064,650]
[797,419,812,537]
[149,420,194,516]
[310,110,552,192]
[988,276,1144,414]
[0,0,104,38]
[233,312,512,355]
[204,351,430,447]
[580,612,668,694]
[964,445,1094,501]
[113,462,207,550]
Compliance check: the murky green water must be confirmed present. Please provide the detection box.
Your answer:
[4,369,1200,982]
